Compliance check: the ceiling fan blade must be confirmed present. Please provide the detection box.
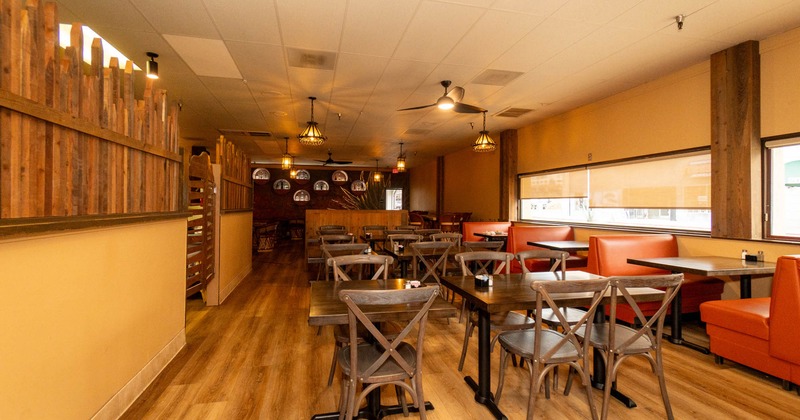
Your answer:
[332,160,353,165]
[453,102,486,114]
[447,86,465,103]
[397,103,436,111]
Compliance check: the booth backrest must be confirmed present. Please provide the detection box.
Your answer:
[461,221,512,242]
[769,255,800,365]
[506,225,575,272]
[586,234,677,276]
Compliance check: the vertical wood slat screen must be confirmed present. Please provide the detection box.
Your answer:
[0,1,182,221]
[216,135,252,211]
[186,152,215,297]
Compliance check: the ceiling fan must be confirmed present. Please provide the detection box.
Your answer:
[316,150,353,166]
[397,80,485,113]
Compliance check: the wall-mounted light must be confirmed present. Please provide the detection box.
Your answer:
[146,52,159,79]
[396,142,406,173]
[373,159,383,182]
[472,111,496,152]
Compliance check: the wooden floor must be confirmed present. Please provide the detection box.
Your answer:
[122,241,800,420]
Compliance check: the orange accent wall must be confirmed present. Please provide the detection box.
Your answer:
[410,159,437,212]
[443,146,501,221]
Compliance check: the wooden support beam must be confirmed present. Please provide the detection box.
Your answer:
[499,129,518,222]
[710,40,761,239]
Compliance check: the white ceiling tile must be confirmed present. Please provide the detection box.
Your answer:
[333,54,390,90]
[227,42,288,84]
[392,1,485,63]
[442,10,544,67]
[490,18,598,72]
[203,0,282,44]
[164,35,242,78]
[131,0,218,38]
[550,0,642,25]
[276,0,347,50]
[340,0,420,56]
[56,0,153,32]
[491,0,569,16]
[200,77,254,102]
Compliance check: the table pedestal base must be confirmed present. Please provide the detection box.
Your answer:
[464,375,507,420]
[311,401,434,420]
[590,378,637,408]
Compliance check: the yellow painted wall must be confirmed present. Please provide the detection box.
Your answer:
[761,26,800,137]
[443,146,501,221]
[0,220,186,419]
[218,211,253,302]
[409,159,437,212]
[518,62,711,174]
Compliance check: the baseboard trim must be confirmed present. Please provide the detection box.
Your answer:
[220,263,252,304]
[91,329,186,420]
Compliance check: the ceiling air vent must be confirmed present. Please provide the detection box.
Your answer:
[287,47,337,70]
[472,69,524,86]
[404,128,432,136]
[218,129,272,137]
[494,107,533,118]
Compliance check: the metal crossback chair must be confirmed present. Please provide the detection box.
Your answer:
[329,254,394,282]
[431,232,462,246]
[410,241,453,287]
[325,254,395,386]
[495,279,610,420]
[320,234,354,245]
[318,225,347,236]
[321,243,367,281]
[337,287,439,420]
[413,229,442,241]
[570,274,683,420]
[455,251,533,372]
[517,249,584,392]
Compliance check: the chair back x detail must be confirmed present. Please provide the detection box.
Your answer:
[328,254,394,282]
[495,278,610,420]
[410,241,453,286]
[456,251,513,275]
[337,286,440,419]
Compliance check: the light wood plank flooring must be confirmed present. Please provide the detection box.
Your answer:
[121,241,800,419]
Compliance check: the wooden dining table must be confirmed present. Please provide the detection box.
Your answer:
[527,240,590,252]
[627,256,776,353]
[308,279,457,420]
[440,271,665,420]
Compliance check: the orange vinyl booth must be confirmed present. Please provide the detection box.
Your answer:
[505,225,587,272]
[461,221,512,242]
[586,234,724,324]
[700,255,800,393]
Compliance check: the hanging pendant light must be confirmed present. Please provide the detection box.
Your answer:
[289,167,298,179]
[298,96,326,146]
[373,159,383,182]
[396,142,406,173]
[473,111,496,152]
[281,137,293,170]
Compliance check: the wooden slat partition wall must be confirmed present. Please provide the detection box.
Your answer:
[216,135,252,211]
[186,152,215,297]
[0,1,181,223]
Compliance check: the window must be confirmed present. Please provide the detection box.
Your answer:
[519,151,711,231]
[385,189,403,210]
[765,136,800,239]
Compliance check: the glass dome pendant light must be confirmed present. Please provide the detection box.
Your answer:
[373,159,383,182]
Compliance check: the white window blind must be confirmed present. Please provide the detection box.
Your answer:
[519,169,588,199]
[589,152,711,209]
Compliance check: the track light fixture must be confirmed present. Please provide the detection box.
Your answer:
[146,52,159,79]
[676,14,684,31]
[472,111,496,152]
[298,96,326,146]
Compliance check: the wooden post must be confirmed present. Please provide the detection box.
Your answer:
[499,129,518,222]
[710,41,761,239]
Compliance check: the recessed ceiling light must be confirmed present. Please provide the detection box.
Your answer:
[271,111,288,117]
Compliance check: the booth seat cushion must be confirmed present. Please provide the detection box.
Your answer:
[461,221,512,242]
[700,298,771,340]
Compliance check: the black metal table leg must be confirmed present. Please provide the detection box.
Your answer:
[740,274,752,299]
[463,309,508,419]
[590,305,637,408]
[662,278,710,354]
